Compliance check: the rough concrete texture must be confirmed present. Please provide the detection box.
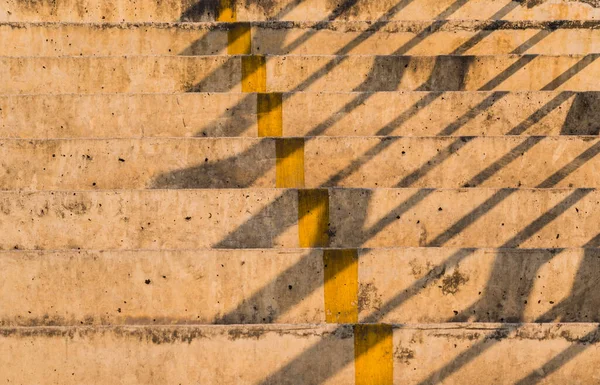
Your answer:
[283,91,600,137]
[266,54,600,92]
[0,56,242,94]
[3,54,600,94]
[3,248,600,326]
[0,249,325,326]
[0,324,356,385]
[3,0,600,382]
[3,0,600,22]
[0,93,257,138]
[1,324,599,384]
[0,189,598,250]
[2,136,600,189]
[5,21,600,56]
[2,91,600,138]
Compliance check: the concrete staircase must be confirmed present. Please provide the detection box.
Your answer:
[2,0,600,384]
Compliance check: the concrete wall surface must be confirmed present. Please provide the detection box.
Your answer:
[2,0,600,383]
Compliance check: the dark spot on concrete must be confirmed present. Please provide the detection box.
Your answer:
[395,346,415,364]
[179,0,219,21]
[118,158,125,162]
[441,268,469,295]
[145,279,151,285]
[227,328,265,341]
[61,200,89,215]
[185,216,192,221]
[358,282,382,312]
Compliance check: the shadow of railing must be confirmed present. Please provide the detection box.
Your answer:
[159,1,600,383]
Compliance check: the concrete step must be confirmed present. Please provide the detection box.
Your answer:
[2,92,599,138]
[1,323,599,384]
[2,0,600,22]
[0,188,598,250]
[2,248,600,326]
[5,21,600,57]
[2,54,600,94]
[2,136,600,190]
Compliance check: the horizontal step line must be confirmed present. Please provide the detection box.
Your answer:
[0,246,597,254]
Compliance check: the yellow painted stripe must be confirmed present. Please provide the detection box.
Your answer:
[323,249,358,323]
[257,93,283,137]
[298,189,329,248]
[217,0,236,22]
[276,138,304,188]
[354,324,394,385]
[242,56,267,93]
[228,23,251,55]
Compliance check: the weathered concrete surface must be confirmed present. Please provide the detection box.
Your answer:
[0,22,228,56]
[3,248,600,326]
[2,136,600,189]
[358,248,600,323]
[0,189,598,250]
[5,21,600,57]
[253,21,600,56]
[0,324,599,384]
[3,55,600,94]
[0,325,355,385]
[0,138,276,190]
[0,93,256,138]
[393,323,600,385]
[305,136,600,188]
[0,189,300,250]
[0,56,240,94]
[2,91,600,138]
[266,55,600,92]
[2,0,600,22]
[328,188,600,249]
[0,249,325,326]
[283,91,600,137]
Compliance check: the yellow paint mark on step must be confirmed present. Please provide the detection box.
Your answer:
[276,138,304,188]
[242,56,267,93]
[323,249,358,323]
[257,93,283,137]
[217,0,236,22]
[298,189,329,247]
[354,324,394,385]
[228,23,251,55]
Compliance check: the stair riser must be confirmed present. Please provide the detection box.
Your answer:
[0,189,598,250]
[3,92,599,138]
[2,137,600,190]
[2,0,600,22]
[3,55,600,94]
[5,23,600,56]
[2,248,598,326]
[1,324,599,384]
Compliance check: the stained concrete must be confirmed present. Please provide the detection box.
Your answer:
[2,0,600,382]
[0,324,598,384]
[0,189,598,250]
[2,136,600,190]
[2,54,600,94]
[2,0,600,22]
[0,249,325,326]
[4,21,600,56]
[0,324,355,385]
[2,91,600,138]
[3,248,600,326]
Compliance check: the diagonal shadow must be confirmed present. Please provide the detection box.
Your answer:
[226,27,600,385]
[148,5,600,383]
[252,57,600,384]
[414,230,600,385]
